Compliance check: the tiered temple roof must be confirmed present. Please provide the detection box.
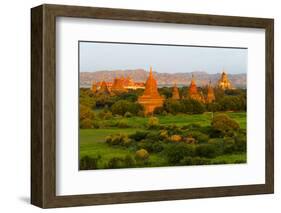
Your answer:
[91,81,97,94]
[217,70,234,90]
[111,77,128,93]
[94,75,145,93]
[206,81,215,103]
[188,75,205,102]
[171,83,180,100]
[138,66,164,114]
[96,81,112,95]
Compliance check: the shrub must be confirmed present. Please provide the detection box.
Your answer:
[80,155,101,170]
[80,118,92,129]
[180,156,193,165]
[106,155,137,169]
[150,142,164,153]
[181,99,205,114]
[97,111,112,120]
[92,120,101,129]
[223,137,236,154]
[135,149,149,160]
[95,94,118,108]
[212,114,240,135]
[105,133,131,146]
[129,131,148,141]
[196,133,210,144]
[147,117,159,129]
[124,155,136,167]
[234,134,247,152]
[146,132,161,141]
[223,137,235,144]
[164,143,195,164]
[80,104,95,121]
[163,125,182,135]
[223,143,236,154]
[159,130,169,140]
[183,130,209,143]
[116,119,130,128]
[118,92,138,102]
[111,100,143,116]
[195,144,218,158]
[217,96,246,111]
[164,99,182,114]
[137,140,164,153]
[80,89,96,109]
[107,157,124,169]
[222,134,246,154]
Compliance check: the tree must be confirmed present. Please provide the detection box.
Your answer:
[159,87,172,99]
[111,100,143,116]
[95,94,117,108]
[80,89,96,109]
[211,114,240,135]
[147,117,159,129]
[79,104,95,122]
[181,99,205,114]
[164,99,182,114]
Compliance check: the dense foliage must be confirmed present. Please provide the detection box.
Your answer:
[79,87,247,128]
[79,86,247,169]
[80,113,246,169]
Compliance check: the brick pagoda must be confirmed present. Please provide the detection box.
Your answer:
[138,66,164,114]
[206,81,215,103]
[171,83,180,100]
[217,70,234,90]
[188,75,204,102]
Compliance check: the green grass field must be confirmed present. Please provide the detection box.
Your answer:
[99,111,246,129]
[80,112,246,169]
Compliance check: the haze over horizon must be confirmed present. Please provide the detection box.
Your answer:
[79,42,247,74]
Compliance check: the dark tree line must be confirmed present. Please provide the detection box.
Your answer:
[79,87,247,123]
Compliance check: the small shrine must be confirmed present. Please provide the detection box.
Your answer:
[206,81,215,103]
[171,83,180,100]
[217,70,234,90]
[188,75,205,102]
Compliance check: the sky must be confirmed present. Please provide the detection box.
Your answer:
[79,41,247,74]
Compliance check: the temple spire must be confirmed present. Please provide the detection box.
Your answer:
[138,66,164,115]
[206,80,215,103]
[217,70,234,90]
[172,81,180,100]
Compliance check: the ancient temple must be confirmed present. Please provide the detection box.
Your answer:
[96,80,112,95]
[111,77,128,93]
[217,70,234,90]
[205,81,215,103]
[91,81,97,94]
[138,66,164,114]
[171,83,180,100]
[122,76,145,90]
[188,75,205,102]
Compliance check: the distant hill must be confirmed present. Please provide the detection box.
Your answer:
[80,69,246,88]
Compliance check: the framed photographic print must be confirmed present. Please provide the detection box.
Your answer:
[31,4,274,208]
